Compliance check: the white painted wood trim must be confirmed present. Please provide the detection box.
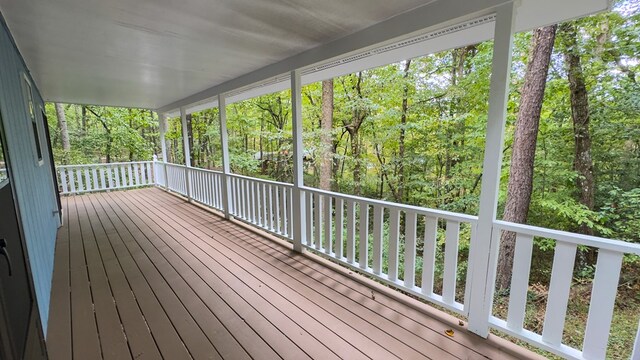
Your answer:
[466,1,517,337]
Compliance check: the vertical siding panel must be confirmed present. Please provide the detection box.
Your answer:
[0,20,60,331]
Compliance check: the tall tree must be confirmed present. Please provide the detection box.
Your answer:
[186,113,195,166]
[496,25,558,290]
[54,103,71,152]
[560,21,596,235]
[342,72,369,196]
[319,79,334,190]
[396,59,411,203]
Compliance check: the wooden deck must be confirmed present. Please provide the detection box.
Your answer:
[47,187,537,360]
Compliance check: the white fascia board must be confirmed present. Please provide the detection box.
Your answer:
[159,0,608,115]
[156,0,510,114]
[169,15,496,115]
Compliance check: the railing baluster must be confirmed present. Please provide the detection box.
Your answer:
[582,249,623,359]
[305,191,312,246]
[140,163,147,185]
[541,241,577,345]
[359,202,369,269]
[121,165,128,187]
[421,216,438,295]
[388,209,400,282]
[84,168,91,191]
[404,211,417,288]
[107,166,114,189]
[346,199,356,264]
[266,184,273,230]
[280,186,287,234]
[323,195,332,254]
[100,166,107,190]
[372,205,383,275]
[314,193,322,250]
[76,169,84,192]
[211,173,217,207]
[134,163,140,186]
[288,187,293,239]
[91,167,98,190]
[506,232,533,330]
[251,181,258,224]
[255,182,262,226]
[443,220,460,305]
[334,198,344,259]
[128,164,134,187]
[261,183,267,226]
[68,169,76,193]
[60,168,68,194]
[146,162,153,184]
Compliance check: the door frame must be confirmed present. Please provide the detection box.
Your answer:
[0,106,47,359]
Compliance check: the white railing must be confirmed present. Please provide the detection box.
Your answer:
[56,161,154,194]
[0,168,6,182]
[228,174,294,239]
[488,220,640,360]
[164,162,188,196]
[56,160,640,358]
[302,186,477,315]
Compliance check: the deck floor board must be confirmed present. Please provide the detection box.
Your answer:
[48,187,532,360]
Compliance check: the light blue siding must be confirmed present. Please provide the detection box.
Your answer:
[0,15,60,332]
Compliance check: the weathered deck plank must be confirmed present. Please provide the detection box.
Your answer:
[48,187,533,360]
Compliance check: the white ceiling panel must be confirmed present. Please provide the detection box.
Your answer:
[0,0,608,110]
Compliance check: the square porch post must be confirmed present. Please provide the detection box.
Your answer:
[290,69,306,253]
[218,94,232,219]
[158,112,169,190]
[180,106,193,202]
[466,0,517,337]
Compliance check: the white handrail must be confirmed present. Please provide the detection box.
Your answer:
[303,186,477,223]
[56,161,154,194]
[493,219,640,255]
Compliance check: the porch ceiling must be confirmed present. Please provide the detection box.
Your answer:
[0,0,607,110]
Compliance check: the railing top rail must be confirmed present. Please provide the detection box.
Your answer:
[228,172,294,188]
[189,167,223,175]
[163,162,188,169]
[493,219,640,255]
[303,186,478,223]
[57,161,153,168]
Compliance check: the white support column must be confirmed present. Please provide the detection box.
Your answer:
[218,94,232,219]
[467,1,517,337]
[180,106,193,201]
[158,112,169,190]
[290,69,306,253]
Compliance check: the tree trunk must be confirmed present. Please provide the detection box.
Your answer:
[319,79,334,190]
[396,59,411,203]
[350,130,361,196]
[55,103,71,152]
[81,106,87,134]
[186,113,195,166]
[496,25,557,290]
[560,22,595,235]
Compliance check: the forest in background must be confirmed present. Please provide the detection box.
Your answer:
[47,2,640,357]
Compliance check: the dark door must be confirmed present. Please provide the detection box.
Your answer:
[0,113,46,359]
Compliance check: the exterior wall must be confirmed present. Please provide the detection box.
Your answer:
[0,14,60,332]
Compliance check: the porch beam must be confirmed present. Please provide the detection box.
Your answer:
[467,0,517,337]
[180,106,193,201]
[290,69,306,253]
[218,94,232,219]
